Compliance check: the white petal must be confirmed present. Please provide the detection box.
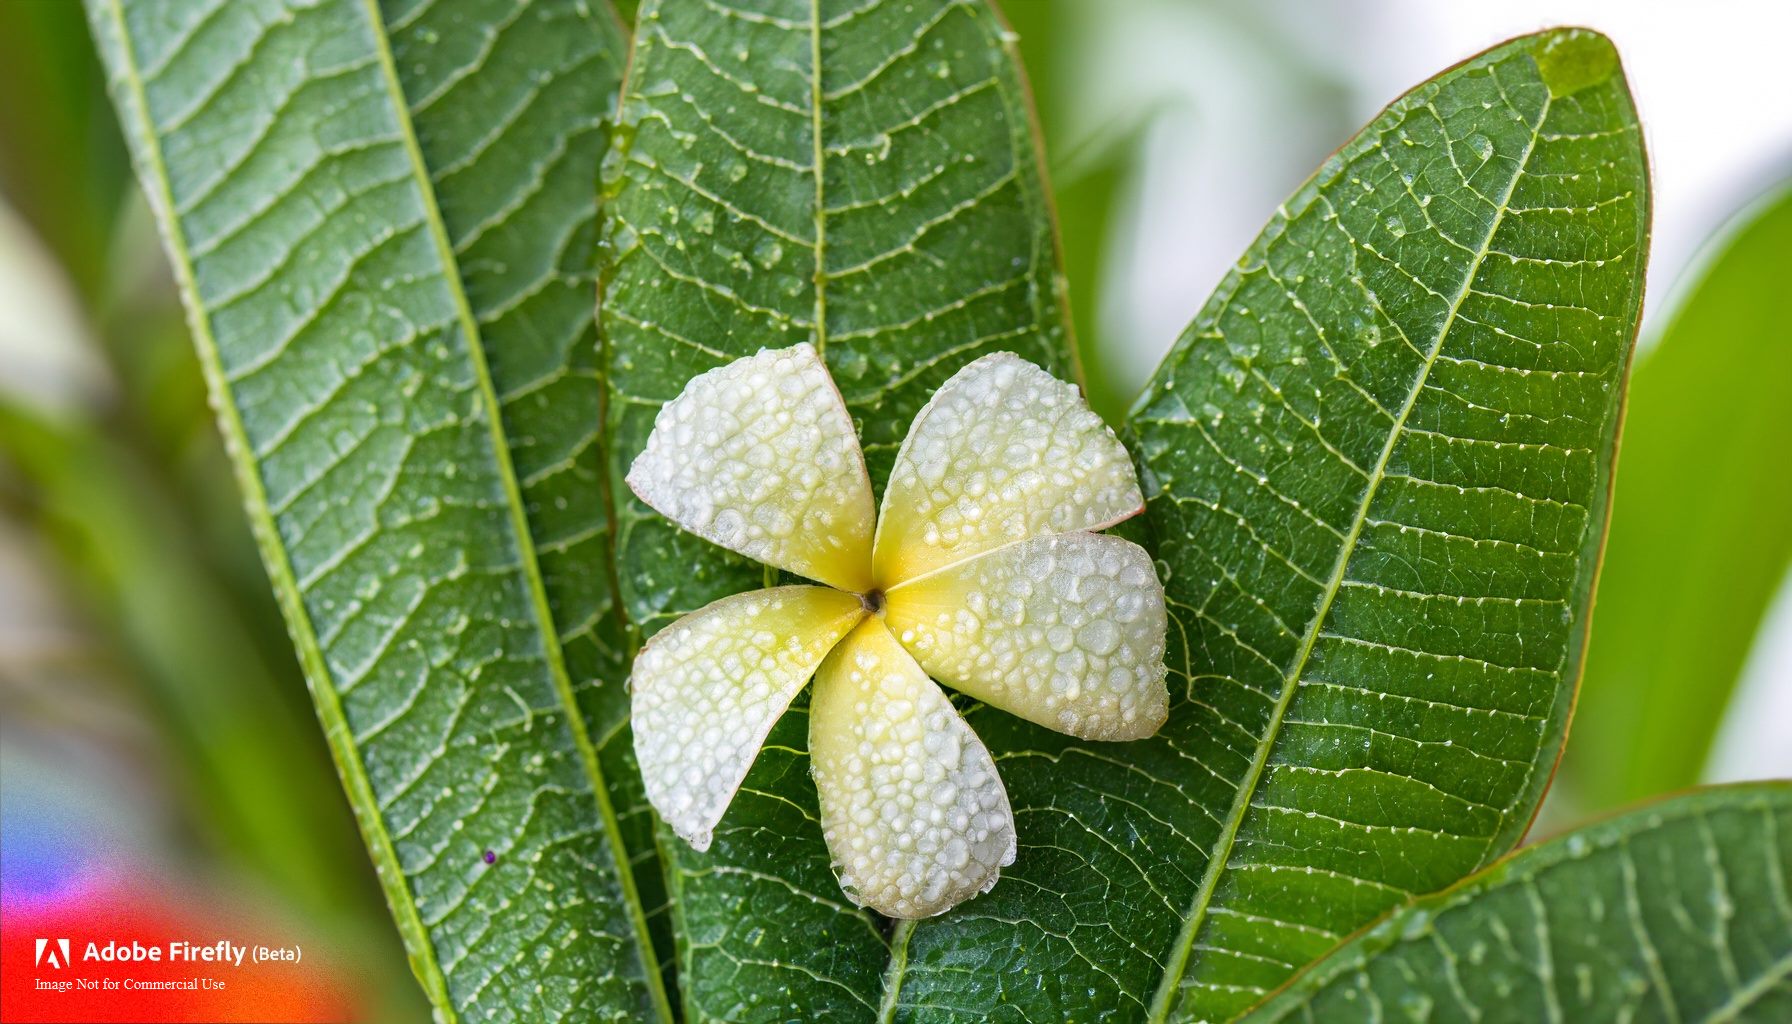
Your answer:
[884,532,1168,741]
[628,343,876,592]
[809,619,1016,919]
[873,352,1143,585]
[632,586,865,851]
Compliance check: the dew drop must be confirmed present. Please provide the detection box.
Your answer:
[752,236,784,270]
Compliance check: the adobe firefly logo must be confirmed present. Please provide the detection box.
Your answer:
[34,938,71,969]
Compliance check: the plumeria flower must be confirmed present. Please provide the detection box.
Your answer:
[627,344,1168,919]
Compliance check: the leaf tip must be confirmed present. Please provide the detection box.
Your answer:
[1531,28,1620,99]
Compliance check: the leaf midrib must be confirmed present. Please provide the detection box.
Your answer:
[1143,83,1555,1023]
[355,1,676,1017]
[110,0,675,1016]
[93,0,458,1014]
[808,0,828,357]
[1243,787,1790,1021]
[876,919,916,1024]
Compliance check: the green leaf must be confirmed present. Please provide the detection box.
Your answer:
[598,0,1071,1016]
[1242,782,1792,1022]
[884,28,1649,1022]
[85,0,672,1019]
[1560,182,1792,813]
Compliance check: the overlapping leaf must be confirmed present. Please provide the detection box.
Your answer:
[86,0,670,1019]
[887,28,1649,1023]
[598,0,1071,1017]
[1244,783,1792,1022]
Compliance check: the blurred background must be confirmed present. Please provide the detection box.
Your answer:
[2,1,1786,1019]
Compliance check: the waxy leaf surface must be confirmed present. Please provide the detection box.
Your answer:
[1245,783,1792,1023]
[599,0,1071,1017]
[888,28,1649,1023]
[87,0,672,1019]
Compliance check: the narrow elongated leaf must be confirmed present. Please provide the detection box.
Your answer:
[87,0,672,1019]
[1244,783,1792,1022]
[1562,182,1792,813]
[599,0,1071,1016]
[886,29,1649,1022]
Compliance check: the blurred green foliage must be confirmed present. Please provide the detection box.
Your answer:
[0,0,128,303]
[1560,183,1792,813]
[1003,0,1138,421]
